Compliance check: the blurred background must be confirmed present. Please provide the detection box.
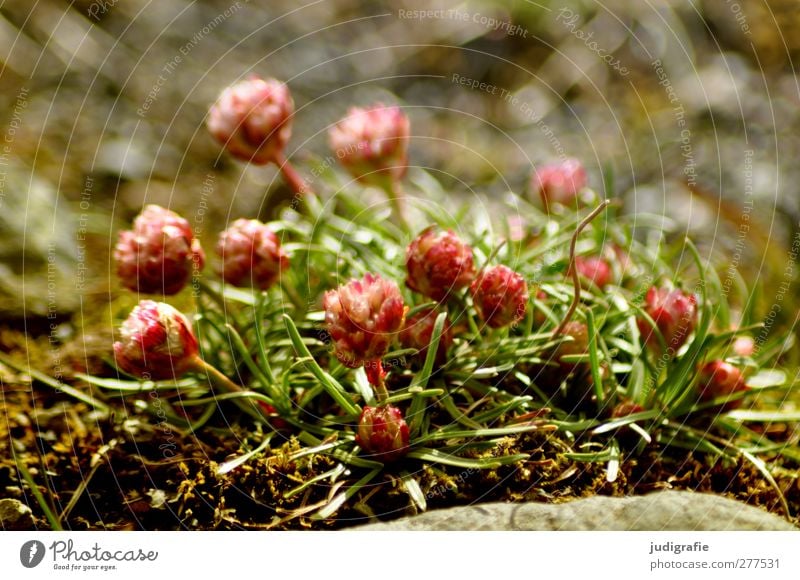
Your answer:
[0,0,798,332]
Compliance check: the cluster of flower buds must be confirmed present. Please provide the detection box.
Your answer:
[637,286,697,354]
[470,265,529,328]
[329,104,410,187]
[356,405,410,462]
[114,205,205,295]
[696,360,748,410]
[531,158,587,208]
[207,75,294,165]
[399,308,453,364]
[323,273,406,369]
[113,300,199,380]
[216,218,289,290]
[406,227,476,302]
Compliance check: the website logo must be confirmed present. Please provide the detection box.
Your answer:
[20,540,46,568]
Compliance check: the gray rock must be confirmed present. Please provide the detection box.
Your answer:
[0,162,80,318]
[352,491,797,531]
[0,498,34,530]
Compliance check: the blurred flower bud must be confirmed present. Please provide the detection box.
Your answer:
[356,405,410,462]
[732,336,755,357]
[531,158,587,207]
[323,273,406,368]
[406,227,476,302]
[113,300,199,380]
[637,286,698,354]
[696,360,748,410]
[114,205,205,295]
[329,103,409,186]
[207,76,293,165]
[573,255,612,289]
[216,218,288,290]
[399,308,453,364]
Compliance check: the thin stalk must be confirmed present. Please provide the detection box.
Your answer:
[365,360,389,404]
[188,357,270,422]
[14,451,63,530]
[552,199,611,337]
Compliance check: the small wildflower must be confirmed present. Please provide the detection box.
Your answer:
[573,255,613,289]
[216,219,288,290]
[323,273,406,368]
[406,227,476,302]
[207,76,294,165]
[531,158,587,207]
[329,103,409,186]
[637,286,697,354]
[399,308,453,364]
[113,300,199,380]
[356,405,410,462]
[114,205,205,295]
[696,360,748,410]
[470,265,528,328]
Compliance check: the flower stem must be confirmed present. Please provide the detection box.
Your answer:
[365,360,389,404]
[382,179,410,234]
[188,357,270,422]
[552,199,611,338]
[273,152,311,196]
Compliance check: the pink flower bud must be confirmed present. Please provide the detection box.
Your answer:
[531,158,587,207]
[732,336,755,357]
[114,205,205,295]
[207,76,294,165]
[328,103,409,186]
[406,227,476,302]
[573,255,612,289]
[637,286,698,354]
[323,273,406,368]
[356,405,410,462]
[216,218,288,290]
[470,265,528,328]
[113,300,199,380]
[399,308,453,364]
[696,360,748,409]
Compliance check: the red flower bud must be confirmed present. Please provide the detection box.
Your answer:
[531,158,587,207]
[696,360,748,409]
[113,300,199,380]
[637,286,698,354]
[573,255,612,289]
[470,265,528,328]
[356,405,410,462]
[406,227,476,302]
[207,76,293,165]
[323,273,406,368]
[216,219,288,290]
[114,205,205,295]
[399,308,453,364]
[329,103,409,186]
